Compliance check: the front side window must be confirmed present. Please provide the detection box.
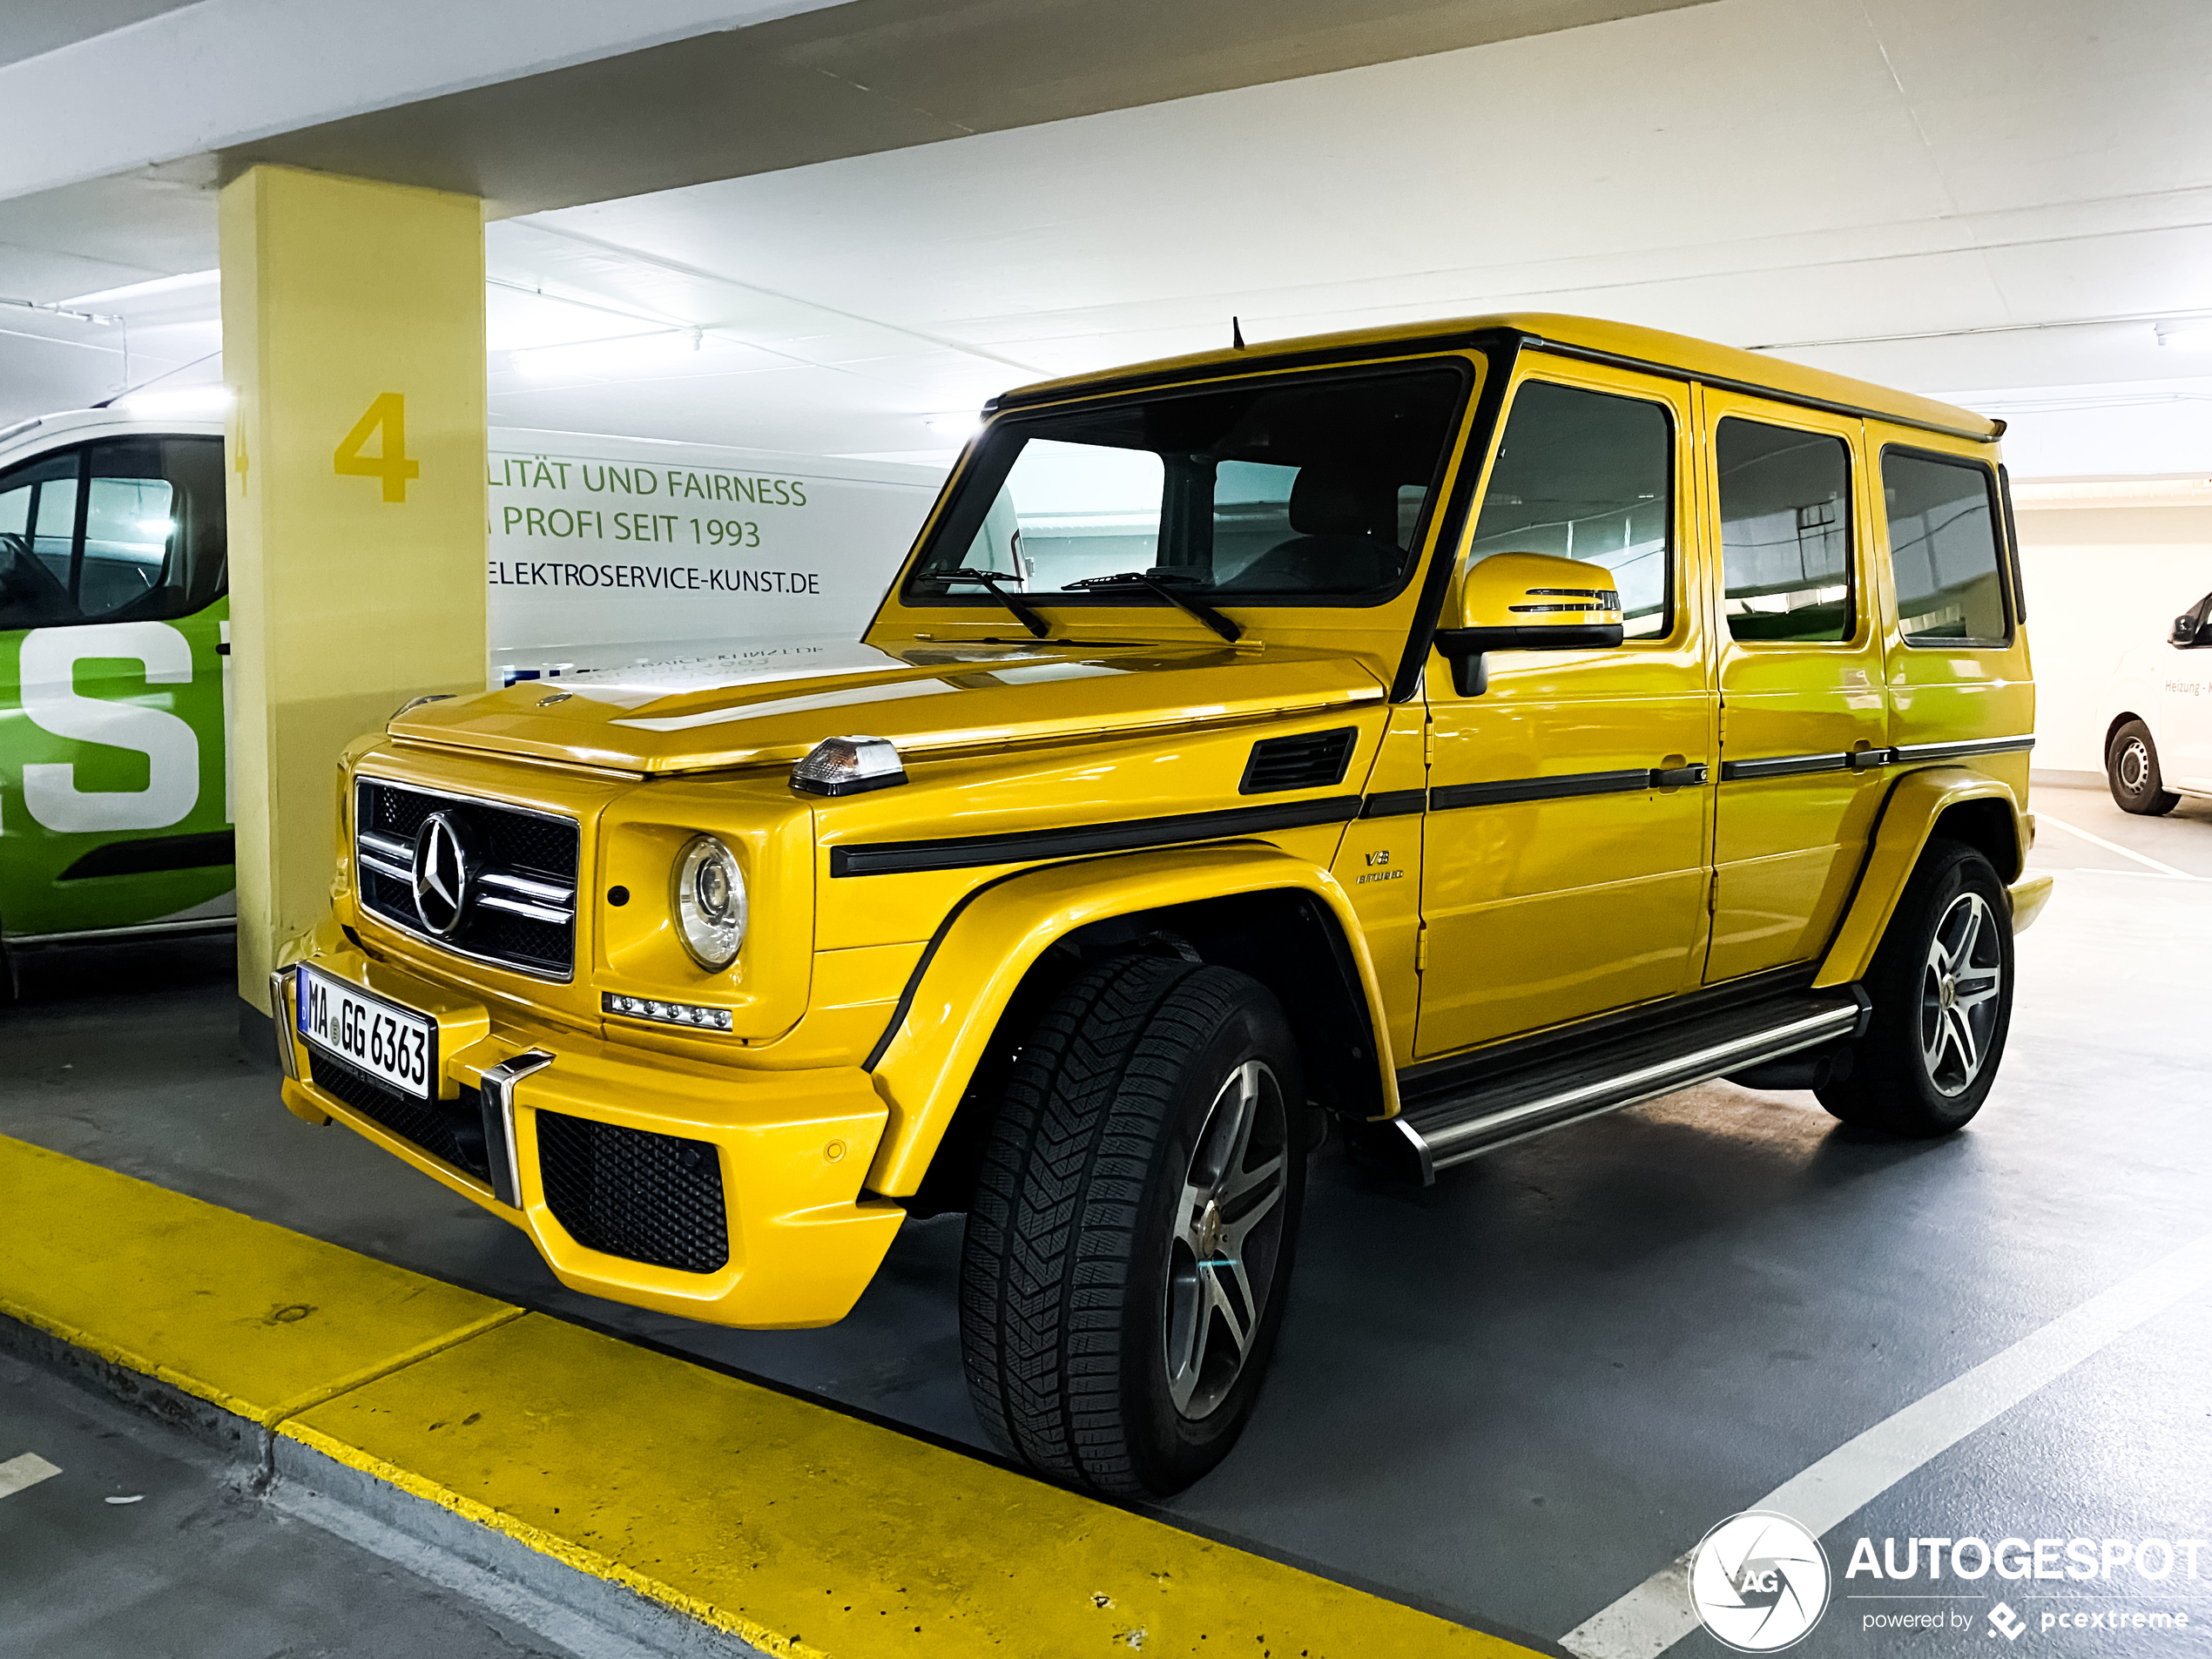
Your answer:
[1882,450,2009,645]
[1466,381,1672,638]
[905,366,1468,607]
[1716,419,1854,643]
[0,436,226,631]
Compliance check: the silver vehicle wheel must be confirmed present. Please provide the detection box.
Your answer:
[1163,1058,1289,1420]
[2118,734,2152,792]
[1919,890,2003,1097]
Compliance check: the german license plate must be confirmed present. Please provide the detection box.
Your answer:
[296,965,435,1099]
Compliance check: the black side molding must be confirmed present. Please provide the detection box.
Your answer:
[830,795,1362,878]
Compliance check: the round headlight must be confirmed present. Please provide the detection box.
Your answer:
[672,834,746,970]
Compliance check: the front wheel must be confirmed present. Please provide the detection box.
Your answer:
[2107,718,2180,815]
[1818,840,2014,1136]
[959,954,1305,1498]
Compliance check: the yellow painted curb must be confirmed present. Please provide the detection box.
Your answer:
[0,1134,518,1426]
[288,1313,1532,1658]
[3,1135,1539,1658]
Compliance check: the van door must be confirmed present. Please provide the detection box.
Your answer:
[1702,396,1890,982]
[1416,364,1715,1058]
[0,435,233,941]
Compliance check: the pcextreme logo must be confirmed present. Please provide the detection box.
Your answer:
[1689,1511,1831,1652]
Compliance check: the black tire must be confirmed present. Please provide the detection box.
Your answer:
[1817,840,2014,1136]
[2107,718,2180,815]
[959,954,1305,1498]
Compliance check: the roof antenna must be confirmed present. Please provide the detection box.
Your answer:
[1231,315,1246,351]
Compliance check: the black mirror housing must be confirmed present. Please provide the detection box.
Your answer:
[1433,623,1625,696]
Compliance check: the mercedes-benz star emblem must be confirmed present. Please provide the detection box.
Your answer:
[411,812,478,938]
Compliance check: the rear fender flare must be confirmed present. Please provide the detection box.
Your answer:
[1812,766,2025,989]
[861,843,1396,1195]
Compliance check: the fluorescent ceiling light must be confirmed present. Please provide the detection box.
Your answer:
[922,412,981,437]
[56,269,220,309]
[117,386,233,419]
[2154,320,2212,352]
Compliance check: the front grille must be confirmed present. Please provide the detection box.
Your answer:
[536,1111,729,1274]
[309,1051,489,1180]
[354,778,579,978]
[1240,726,1358,794]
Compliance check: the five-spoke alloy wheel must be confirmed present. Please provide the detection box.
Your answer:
[960,954,1306,1497]
[1918,890,2004,1097]
[1820,838,2016,1136]
[1163,1058,1291,1420]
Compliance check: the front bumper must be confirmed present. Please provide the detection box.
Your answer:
[273,935,904,1329]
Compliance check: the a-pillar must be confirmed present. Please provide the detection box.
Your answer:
[221,165,487,1050]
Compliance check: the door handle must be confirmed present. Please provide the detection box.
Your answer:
[1650,764,1709,789]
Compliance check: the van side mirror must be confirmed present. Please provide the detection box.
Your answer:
[1432,552,1626,696]
[2173,612,2202,647]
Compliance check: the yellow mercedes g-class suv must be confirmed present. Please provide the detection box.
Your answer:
[275,314,2049,1497]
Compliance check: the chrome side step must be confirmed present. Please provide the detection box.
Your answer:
[1386,988,1869,1184]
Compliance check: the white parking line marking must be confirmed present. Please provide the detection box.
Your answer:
[2035,813,2201,880]
[0,1452,63,1499]
[1560,1230,2212,1659]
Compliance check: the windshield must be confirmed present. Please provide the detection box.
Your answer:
[905,365,1468,609]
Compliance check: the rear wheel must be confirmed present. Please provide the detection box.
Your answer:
[959,954,1305,1497]
[1817,840,2013,1136]
[2107,718,2180,815]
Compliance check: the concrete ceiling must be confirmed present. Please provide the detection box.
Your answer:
[0,0,199,72]
[3,0,2209,477]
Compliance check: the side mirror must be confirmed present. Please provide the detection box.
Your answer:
[2173,612,2201,647]
[1432,552,1626,696]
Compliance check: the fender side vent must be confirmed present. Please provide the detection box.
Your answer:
[1240,726,1358,794]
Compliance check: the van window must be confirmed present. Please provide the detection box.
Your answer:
[0,436,226,632]
[1467,381,1671,638]
[1882,451,2008,645]
[1716,420,1853,643]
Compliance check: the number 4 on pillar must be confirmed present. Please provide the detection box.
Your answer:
[334,393,420,502]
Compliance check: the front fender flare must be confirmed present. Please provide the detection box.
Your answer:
[862,843,1396,1195]
[1812,766,2024,989]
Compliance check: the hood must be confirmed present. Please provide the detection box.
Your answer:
[388,638,1387,776]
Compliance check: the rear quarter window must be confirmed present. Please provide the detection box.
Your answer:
[1881,448,2010,647]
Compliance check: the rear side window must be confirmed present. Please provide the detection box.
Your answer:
[0,436,226,631]
[1716,419,1853,643]
[1468,381,1672,638]
[1882,450,2009,646]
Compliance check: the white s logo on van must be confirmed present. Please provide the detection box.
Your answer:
[18,623,199,833]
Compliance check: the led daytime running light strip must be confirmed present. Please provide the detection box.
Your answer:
[603,992,734,1032]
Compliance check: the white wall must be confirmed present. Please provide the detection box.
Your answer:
[2013,477,2212,775]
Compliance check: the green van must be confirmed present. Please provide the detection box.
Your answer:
[0,408,235,981]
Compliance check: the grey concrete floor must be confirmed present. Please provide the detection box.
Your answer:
[3,779,2209,1656]
[0,1350,575,1659]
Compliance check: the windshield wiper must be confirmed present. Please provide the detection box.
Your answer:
[1063,570,1242,644]
[934,568,1051,638]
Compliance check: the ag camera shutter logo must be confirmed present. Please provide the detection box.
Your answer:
[1689,1511,1831,1651]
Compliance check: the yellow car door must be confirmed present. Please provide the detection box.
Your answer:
[1416,361,1715,1058]
[1875,436,2034,795]
[1703,395,1890,982]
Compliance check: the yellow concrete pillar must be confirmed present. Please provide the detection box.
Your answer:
[221,165,486,1024]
